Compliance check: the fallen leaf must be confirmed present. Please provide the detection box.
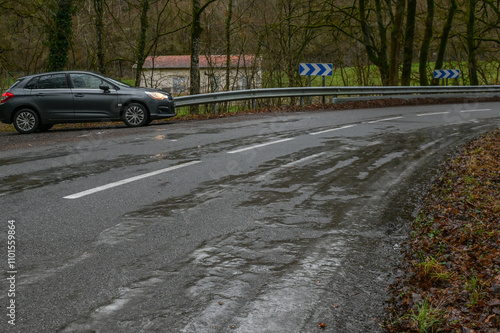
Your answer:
[487,299,500,306]
[485,314,496,323]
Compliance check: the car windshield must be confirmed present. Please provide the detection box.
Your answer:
[105,77,130,88]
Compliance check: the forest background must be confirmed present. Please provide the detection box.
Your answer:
[1,0,500,95]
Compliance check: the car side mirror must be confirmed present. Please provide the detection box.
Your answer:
[99,85,110,92]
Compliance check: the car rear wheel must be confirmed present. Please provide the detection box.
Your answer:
[13,109,39,134]
[123,103,149,127]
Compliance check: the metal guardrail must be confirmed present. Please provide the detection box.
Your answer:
[174,85,500,107]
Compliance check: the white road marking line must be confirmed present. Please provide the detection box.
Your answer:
[282,153,326,167]
[310,124,357,135]
[255,153,326,181]
[227,138,294,154]
[64,160,202,199]
[460,109,491,113]
[416,112,450,117]
[366,116,403,124]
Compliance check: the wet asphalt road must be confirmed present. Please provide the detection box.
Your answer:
[0,102,499,333]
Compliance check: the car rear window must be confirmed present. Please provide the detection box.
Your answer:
[7,79,23,90]
[27,74,69,89]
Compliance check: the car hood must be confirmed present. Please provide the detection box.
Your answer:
[134,87,170,94]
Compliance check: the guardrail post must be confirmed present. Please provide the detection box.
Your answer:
[252,99,256,109]
[300,96,304,106]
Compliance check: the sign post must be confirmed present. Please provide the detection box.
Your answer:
[299,63,333,103]
[300,63,333,77]
[433,69,460,85]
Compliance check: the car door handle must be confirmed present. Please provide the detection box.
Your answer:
[74,94,85,98]
[36,93,45,96]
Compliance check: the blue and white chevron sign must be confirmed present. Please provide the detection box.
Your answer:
[299,63,333,76]
[433,69,460,79]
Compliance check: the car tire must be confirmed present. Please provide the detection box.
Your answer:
[123,103,149,127]
[13,109,40,134]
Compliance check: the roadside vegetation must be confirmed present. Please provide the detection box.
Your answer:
[385,129,500,332]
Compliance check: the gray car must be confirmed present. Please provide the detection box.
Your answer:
[0,71,176,134]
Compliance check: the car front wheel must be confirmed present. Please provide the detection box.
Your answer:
[123,103,149,127]
[13,109,39,134]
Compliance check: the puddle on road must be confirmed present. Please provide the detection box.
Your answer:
[0,150,72,166]
[0,154,169,196]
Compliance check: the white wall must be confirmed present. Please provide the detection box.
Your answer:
[140,67,262,94]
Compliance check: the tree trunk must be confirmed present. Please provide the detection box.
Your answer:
[401,0,417,86]
[46,0,75,72]
[466,0,479,85]
[432,0,457,86]
[134,0,150,87]
[389,0,405,86]
[225,0,233,91]
[419,0,434,86]
[94,0,105,74]
[359,0,390,85]
[190,0,202,114]
[190,0,216,114]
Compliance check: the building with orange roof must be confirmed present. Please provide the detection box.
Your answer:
[137,55,262,94]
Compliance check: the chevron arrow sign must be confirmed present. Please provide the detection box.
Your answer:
[433,69,460,79]
[300,63,333,76]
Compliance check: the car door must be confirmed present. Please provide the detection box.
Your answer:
[69,73,119,121]
[29,73,74,120]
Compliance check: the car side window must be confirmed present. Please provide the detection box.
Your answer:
[30,74,69,89]
[70,73,106,89]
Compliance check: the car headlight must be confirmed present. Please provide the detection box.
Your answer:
[145,91,169,100]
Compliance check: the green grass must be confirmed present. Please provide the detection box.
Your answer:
[409,297,446,332]
[464,272,482,307]
[414,256,454,283]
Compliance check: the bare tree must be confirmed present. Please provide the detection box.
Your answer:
[419,0,434,86]
[134,0,150,86]
[432,0,458,86]
[225,0,233,91]
[389,0,405,85]
[94,0,105,74]
[359,0,390,85]
[466,0,479,85]
[190,0,217,113]
[401,0,417,85]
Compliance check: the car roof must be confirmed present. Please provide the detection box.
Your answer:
[19,71,104,80]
